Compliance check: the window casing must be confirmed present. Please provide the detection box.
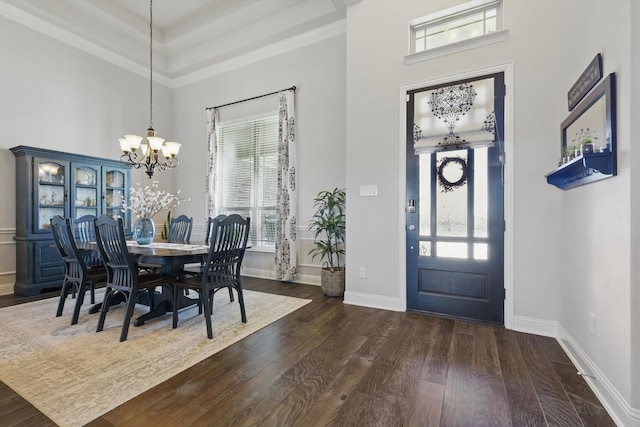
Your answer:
[411,0,502,53]
[215,115,278,249]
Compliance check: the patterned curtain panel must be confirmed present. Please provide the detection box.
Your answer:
[205,108,219,219]
[275,90,297,281]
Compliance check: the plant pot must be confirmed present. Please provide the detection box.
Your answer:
[581,143,595,155]
[320,267,345,297]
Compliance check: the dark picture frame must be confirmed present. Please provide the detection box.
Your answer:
[562,72,615,161]
[567,53,603,111]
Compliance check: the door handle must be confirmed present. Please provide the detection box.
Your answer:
[408,225,415,231]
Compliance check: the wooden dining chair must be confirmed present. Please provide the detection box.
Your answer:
[167,214,193,244]
[182,214,227,277]
[93,214,169,342]
[172,214,250,339]
[73,214,97,242]
[204,214,227,245]
[73,214,104,270]
[51,215,105,325]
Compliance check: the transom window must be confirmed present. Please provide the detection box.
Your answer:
[215,114,278,249]
[411,0,502,53]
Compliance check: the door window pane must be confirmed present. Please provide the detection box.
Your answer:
[419,241,431,256]
[419,154,431,235]
[474,243,488,260]
[436,241,468,259]
[436,150,467,237]
[474,148,488,237]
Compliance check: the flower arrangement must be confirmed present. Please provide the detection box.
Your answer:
[122,181,184,218]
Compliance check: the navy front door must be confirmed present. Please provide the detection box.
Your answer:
[406,73,505,325]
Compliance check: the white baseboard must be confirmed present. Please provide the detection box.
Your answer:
[512,314,557,337]
[241,267,320,287]
[557,325,640,427]
[0,282,14,296]
[343,290,401,311]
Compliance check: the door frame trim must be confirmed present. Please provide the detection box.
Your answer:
[398,62,515,329]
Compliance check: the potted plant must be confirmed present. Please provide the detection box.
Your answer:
[308,188,346,297]
[573,128,597,155]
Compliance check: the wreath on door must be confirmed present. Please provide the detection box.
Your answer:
[436,157,468,193]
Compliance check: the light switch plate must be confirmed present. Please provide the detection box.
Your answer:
[360,184,378,197]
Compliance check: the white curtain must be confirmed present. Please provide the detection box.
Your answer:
[205,108,219,219]
[275,89,297,281]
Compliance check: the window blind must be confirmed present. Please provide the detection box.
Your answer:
[217,115,278,247]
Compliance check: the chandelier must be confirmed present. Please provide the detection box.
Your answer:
[118,0,180,178]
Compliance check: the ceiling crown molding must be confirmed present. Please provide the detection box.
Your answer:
[0,0,347,87]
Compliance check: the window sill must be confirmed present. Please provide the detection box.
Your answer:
[404,29,509,65]
[246,246,275,254]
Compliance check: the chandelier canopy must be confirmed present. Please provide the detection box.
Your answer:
[118,0,180,178]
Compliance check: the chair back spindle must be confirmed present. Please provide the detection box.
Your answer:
[167,215,193,244]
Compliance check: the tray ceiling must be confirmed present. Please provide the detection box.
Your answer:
[0,0,351,86]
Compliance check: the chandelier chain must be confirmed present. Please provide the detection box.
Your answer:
[118,0,180,178]
[149,0,153,130]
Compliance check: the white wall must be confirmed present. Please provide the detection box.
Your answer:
[344,0,636,424]
[0,15,174,292]
[171,34,346,283]
[632,0,640,415]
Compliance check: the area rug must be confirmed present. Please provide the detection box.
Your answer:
[0,289,311,427]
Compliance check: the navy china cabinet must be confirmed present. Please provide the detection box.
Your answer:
[11,146,131,296]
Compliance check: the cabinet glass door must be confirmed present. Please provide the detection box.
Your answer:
[72,164,99,219]
[34,159,69,232]
[103,168,129,227]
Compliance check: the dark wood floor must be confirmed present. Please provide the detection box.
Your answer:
[1,278,616,427]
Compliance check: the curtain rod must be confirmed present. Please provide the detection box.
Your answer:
[206,86,296,111]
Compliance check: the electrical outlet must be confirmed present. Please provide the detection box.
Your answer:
[359,267,366,278]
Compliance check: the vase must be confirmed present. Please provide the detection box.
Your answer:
[133,217,155,245]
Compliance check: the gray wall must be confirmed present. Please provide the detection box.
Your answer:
[170,34,346,283]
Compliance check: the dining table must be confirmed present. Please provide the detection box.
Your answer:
[76,241,210,326]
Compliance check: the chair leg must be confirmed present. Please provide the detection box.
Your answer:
[96,288,114,332]
[71,283,87,325]
[120,292,136,342]
[228,287,234,302]
[236,284,247,323]
[172,285,180,329]
[56,279,71,317]
[202,289,213,339]
[90,282,96,305]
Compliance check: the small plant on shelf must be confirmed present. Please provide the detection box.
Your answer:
[573,128,597,154]
[573,127,598,145]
